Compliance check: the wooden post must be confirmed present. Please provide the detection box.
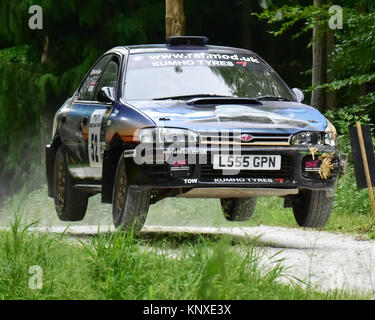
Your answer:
[356,122,375,215]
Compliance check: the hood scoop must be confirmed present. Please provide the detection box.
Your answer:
[187,97,262,106]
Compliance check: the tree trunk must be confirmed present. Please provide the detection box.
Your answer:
[41,34,49,63]
[166,0,185,39]
[311,0,327,112]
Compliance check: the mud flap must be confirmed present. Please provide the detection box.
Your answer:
[101,148,124,204]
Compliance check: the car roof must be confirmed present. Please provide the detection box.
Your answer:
[105,44,255,56]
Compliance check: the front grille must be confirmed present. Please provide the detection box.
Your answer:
[200,155,293,179]
[199,132,291,146]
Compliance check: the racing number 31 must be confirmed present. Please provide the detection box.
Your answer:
[88,109,107,167]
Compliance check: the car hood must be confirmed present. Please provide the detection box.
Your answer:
[127,100,328,134]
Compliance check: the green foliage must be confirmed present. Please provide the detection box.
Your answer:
[256,1,375,170]
[0,56,44,148]
[254,4,331,41]
[0,45,36,64]
[334,166,370,216]
[319,73,375,92]
[0,48,59,194]
[0,0,166,197]
[325,94,375,132]
[255,3,375,91]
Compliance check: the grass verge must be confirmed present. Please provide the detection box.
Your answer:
[0,218,369,300]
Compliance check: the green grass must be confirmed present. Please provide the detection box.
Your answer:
[0,219,367,300]
[325,166,375,239]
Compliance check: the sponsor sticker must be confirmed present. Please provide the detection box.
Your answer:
[184,178,198,184]
[129,53,261,70]
[305,159,321,172]
[213,178,274,183]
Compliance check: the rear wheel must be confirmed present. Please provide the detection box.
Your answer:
[292,190,334,228]
[53,146,89,221]
[112,155,151,231]
[220,197,257,221]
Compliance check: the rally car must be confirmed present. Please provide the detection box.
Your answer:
[45,36,342,230]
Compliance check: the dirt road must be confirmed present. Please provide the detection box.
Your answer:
[32,224,375,297]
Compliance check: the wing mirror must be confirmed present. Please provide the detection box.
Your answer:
[97,86,115,103]
[292,88,305,103]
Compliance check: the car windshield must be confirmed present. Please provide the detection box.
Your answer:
[124,51,295,101]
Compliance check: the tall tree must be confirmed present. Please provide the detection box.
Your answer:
[311,0,336,111]
[166,0,185,38]
[311,0,327,111]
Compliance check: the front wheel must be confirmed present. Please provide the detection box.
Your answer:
[112,155,151,231]
[220,197,257,222]
[292,190,334,228]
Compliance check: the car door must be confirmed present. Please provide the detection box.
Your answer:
[63,54,120,181]
[84,55,121,179]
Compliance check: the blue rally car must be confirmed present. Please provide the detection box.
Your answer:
[45,36,342,230]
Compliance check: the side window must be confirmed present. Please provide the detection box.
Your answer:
[77,55,111,101]
[94,57,120,100]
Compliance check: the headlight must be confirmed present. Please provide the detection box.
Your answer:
[324,132,336,147]
[291,132,324,145]
[291,120,337,147]
[138,128,199,144]
[291,131,336,147]
[325,120,337,146]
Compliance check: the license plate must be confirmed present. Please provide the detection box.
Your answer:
[213,154,281,170]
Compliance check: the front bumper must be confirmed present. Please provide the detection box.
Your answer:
[123,145,342,193]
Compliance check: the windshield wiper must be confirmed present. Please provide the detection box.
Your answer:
[255,96,291,102]
[153,94,234,101]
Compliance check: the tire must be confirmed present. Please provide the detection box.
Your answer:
[53,146,89,221]
[292,190,334,228]
[112,155,151,231]
[220,197,257,222]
